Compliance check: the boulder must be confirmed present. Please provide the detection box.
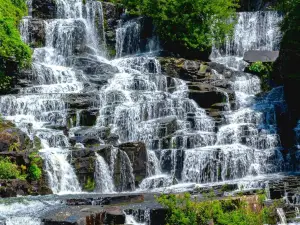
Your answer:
[32,0,57,19]
[244,50,279,63]
[64,93,100,110]
[118,142,148,186]
[70,57,118,83]
[102,2,124,58]
[29,19,46,48]
[188,90,229,109]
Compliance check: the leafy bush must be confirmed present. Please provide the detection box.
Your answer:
[28,163,42,180]
[0,157,21,179]
[249,61,273,92]
[0,0,31,69]
[115,0,239,57]
[157,193,274,225]
[84,177,95,191]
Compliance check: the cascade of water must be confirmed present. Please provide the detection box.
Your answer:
[119,150,136,191]
[95,153,115,193]
[0,0,109,194]
[210,11,283,70]
[116,20,141,58]
[125,213,146,225]
[277,208,288,225]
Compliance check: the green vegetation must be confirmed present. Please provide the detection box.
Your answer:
[0,0,31,93]
[248,61,273,92]
[157,193,278,225]
[84,176,95,191]
[28,163,42,180]
[110,0,239,57]
[0,157,21,179]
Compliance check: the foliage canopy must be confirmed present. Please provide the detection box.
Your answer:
[0,0,31,68]
[157,193,277,225]
[116,0,239,56]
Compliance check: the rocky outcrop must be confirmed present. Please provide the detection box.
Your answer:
[43,205,125,225]
[244,50,279,63]
[25,19,46,48]
[32,0,57,19]
[238,0,277,11]
[71,142,148,192]
[102,2,124,58]
[0,179,51,197]
[159,57,236,126]
[118,142,148,185]
[0,120,52,197]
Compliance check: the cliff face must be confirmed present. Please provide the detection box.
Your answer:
[238,0,278,11]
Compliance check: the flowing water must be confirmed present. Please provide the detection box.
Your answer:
[210,11,282,70]
[0,0,287,223]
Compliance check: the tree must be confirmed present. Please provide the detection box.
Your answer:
[119,0,239,58]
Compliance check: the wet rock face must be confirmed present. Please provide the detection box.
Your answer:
[160,57,236,126]
[102,2,123,58]
[71,142,148,192]
[32,0,57,19]
[29,19,46,48]
[118,142,148,185]
[238,0,277,11]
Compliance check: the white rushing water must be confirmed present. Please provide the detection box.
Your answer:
[95,153,115,193]
[1,0,287,214]
[210,11,282,71]
[0,0,288,224]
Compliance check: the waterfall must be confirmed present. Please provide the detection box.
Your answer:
[277,208,288,225]
[1,0,288,200]
[210,11,283,70]
[116,20,141,57]
[0,0,109,194]
[95,153,115,193]
[42,150,81,194]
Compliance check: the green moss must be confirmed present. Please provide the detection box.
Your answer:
[84,176,95,191]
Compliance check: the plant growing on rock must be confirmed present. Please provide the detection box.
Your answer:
[249,61,273,92]
[157,193,277,225]
[28,163,42,181]
[0,0,31,75]
[0,157,21,179]
[115,0,239,58]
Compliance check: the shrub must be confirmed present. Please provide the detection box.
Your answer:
[0,157,21,179]
[157,193,276,225]
[0,0,31,70]
[28,163,42,180]
[116,0,239,57]
[84,177,95,191]
[249,61,273,92]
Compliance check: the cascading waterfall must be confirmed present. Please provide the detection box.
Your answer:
[210,11,283,70]
[0,0,109,194]
[95,153,115,193]
[2,0,287,202]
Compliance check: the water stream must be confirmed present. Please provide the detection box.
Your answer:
[0,0,286,223]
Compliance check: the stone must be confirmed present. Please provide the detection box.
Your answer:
[64,93,100,109]
[29,19,46,48]
[104,207,126,224]
[188,90,228,109]
[118,142,148,187]
[102,2,123,58]
[70,57,118,85]
[32,0,57,19]
[243,50,279,63]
